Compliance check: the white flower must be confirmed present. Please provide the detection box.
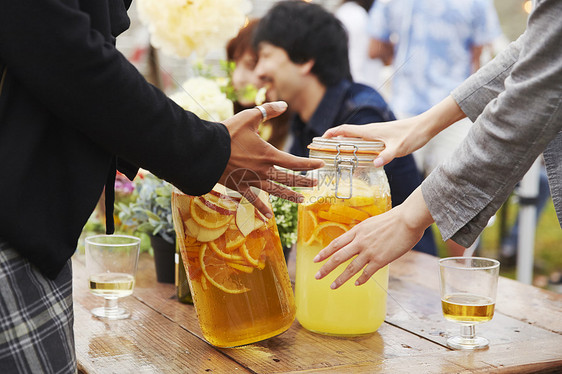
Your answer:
[169,76,233,122]
[137,0,252,58]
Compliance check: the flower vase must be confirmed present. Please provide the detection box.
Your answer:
[150,235,175,284]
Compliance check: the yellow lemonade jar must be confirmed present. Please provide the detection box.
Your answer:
[296,137,391,336]
[171,185,295,347]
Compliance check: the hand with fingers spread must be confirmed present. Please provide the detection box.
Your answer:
[313,187,434,288]
[323,96,466,167]
[220,101,324,217]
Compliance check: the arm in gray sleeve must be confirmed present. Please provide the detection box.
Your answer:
[451,33,525,121]
[422,0,562,246]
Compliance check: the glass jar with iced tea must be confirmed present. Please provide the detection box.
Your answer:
[296,137,391,336]
[171,184,295,347]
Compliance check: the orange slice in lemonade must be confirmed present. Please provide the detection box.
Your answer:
[317,205,370,225]
[312,222,349,247]
[240,231,266,267]
[301,210,318,245]
[200,244,250,294]
[191,198,233,229]
[357,195,392,216]
[345,195,375,207]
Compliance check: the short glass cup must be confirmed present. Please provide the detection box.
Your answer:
[85,234,141,319]
[439,257,500,350]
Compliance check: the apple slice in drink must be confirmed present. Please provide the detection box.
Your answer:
[236,199,255,237]
[200,195,237,215]
[184,218,200,238]
[197,224,229,242]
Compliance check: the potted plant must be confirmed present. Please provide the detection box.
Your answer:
[117,172,176,283]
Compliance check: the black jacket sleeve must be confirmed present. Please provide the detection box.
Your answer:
[0,0,231,194]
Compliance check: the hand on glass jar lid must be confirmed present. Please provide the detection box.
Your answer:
[221,101,324,218]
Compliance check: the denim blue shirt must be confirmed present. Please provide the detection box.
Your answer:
[368,0,501,116]
[290,80,437,255]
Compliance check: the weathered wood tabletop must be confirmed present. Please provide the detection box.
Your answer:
[72,250,562,373]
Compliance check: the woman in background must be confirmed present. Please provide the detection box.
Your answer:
[226,19,291,151]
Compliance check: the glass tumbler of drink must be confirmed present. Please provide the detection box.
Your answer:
[439,257,500,350]
[85,234,141,319]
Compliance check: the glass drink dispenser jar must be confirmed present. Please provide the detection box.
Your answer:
[172,185,295,347]
[296,137,392,336]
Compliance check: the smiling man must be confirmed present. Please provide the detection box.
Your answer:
[253,0,437,255]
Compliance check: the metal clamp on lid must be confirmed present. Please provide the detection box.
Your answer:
[334,144,358,199]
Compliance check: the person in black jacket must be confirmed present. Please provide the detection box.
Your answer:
[0,1,322,372]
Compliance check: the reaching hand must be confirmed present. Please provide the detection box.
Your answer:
[313,187,434,288]
[220,101,324,217]
[323,117,426,167]
[323,96,466,167]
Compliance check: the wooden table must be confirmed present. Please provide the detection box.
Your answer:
[72,251,562,373]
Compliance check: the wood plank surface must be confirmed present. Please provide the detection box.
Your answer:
[73,250,562,373]
[73,253,248,374]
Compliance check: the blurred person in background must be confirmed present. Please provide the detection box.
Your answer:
[368,0,502,255]
[226,19,291,151]
[335,0,386,93]
[253,0,437,256]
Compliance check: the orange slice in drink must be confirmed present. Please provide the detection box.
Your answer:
[357,196,392,216]
[191,198,233,229]
[209,236,244,262]
[224,228,245,252]
[200,244,250,294]
[312,222,349,247]
[240,231,266,267]
[317,205,369,225]
[184,236,201,254]
[227,262,254,273]
[300,209,318,245]
[345,196,375,207]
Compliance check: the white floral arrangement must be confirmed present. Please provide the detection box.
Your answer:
[137,0,252,58]
[169,76,233,122]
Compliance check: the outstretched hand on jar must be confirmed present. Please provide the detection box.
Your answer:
[313,187,435,288]
[221,101,324,217]
[323,96,466,168]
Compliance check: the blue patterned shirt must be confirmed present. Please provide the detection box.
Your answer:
[368,0,502,116]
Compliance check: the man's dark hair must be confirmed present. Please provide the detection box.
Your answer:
[343,0,375,13]
[253,0,351,87]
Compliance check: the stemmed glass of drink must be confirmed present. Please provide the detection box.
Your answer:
[85,234,141,319]
[439,257,500,350]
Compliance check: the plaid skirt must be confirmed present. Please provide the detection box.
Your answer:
[0,240,76,374]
